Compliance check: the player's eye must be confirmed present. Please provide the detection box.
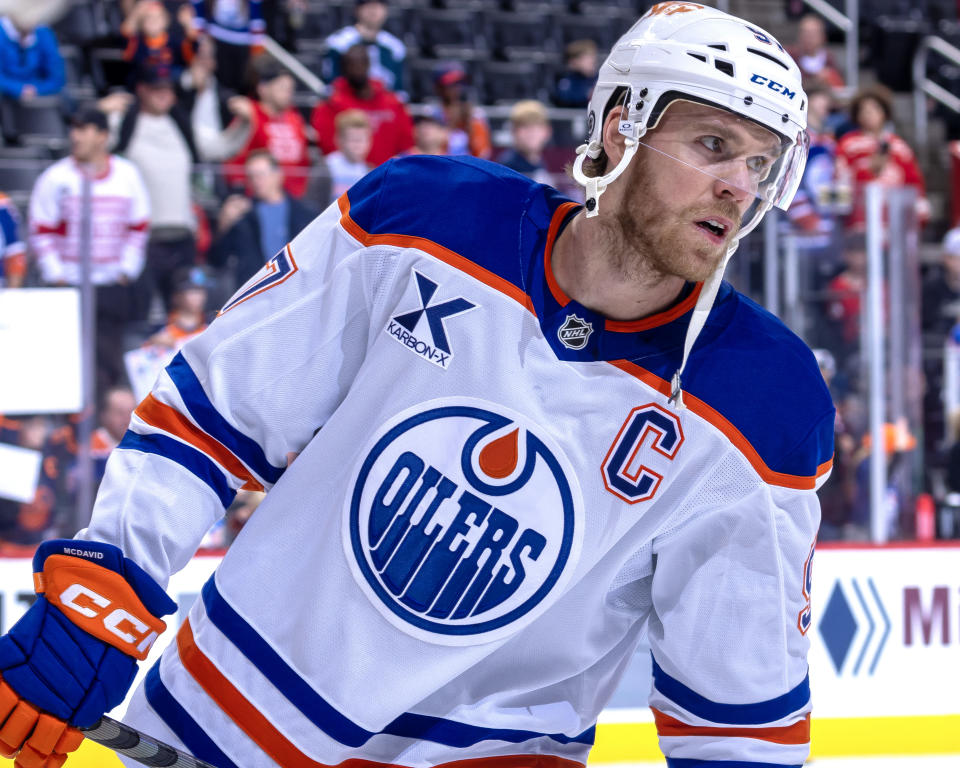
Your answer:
[698,135,724,153]
[747,155,774,179]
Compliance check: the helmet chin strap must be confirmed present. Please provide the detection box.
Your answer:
[572,137,639,218]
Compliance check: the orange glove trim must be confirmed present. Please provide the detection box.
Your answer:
[0,678,84,768]
[35,555,167,661]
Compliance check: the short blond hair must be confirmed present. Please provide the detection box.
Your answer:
[510,100,549,127]
[335,109,371,134]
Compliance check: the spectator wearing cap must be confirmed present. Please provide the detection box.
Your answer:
[498,100,553,186]
[208,150,315,294]
[0,13,64,102]
[98,64,201,320]
[145,265,211,350]
[28,107,151,395]
[324,110,372,202]
[323,0,406,98]
[224,55,312,197]
[122,0,197,88]
[312,43,413,166]
[0,192,25,288]
[551,39,597,109]
[426,62,490,159]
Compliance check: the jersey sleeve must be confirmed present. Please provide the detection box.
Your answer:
[121,162,151,280]
[28,166,67,284]
[79,197,392,586]
[646,459,821,768]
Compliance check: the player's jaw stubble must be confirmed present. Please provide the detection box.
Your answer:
[606,151,740,285]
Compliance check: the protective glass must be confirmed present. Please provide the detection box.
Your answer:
[635,99,809,238]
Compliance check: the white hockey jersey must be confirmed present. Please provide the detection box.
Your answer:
[28,155,150,286]
[80,155,834,768]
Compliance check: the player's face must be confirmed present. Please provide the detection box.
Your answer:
[614,101,781,282]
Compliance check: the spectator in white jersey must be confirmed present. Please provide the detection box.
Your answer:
[0,7,831,768]
[323,0,406,98]
[324,109,372,202]
[28,107,150,394]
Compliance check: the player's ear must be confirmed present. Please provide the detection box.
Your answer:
[601,105,628,169]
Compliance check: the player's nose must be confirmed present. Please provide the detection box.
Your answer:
[712,162,754,205]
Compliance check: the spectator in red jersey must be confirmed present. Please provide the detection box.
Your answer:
[835,84,929,231]
[787,14,844,90]
[311,43,413,167]
[122,0,197,87]
[29,107,151,395]
[224,55,311,197]
[426,62,491,159]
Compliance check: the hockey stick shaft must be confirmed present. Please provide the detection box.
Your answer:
[81,715,217,768]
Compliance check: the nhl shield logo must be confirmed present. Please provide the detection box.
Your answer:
[558,315,593,350]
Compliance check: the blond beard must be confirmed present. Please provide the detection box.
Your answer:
[604,148,741,284]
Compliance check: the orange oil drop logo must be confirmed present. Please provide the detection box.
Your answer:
[478,429,520,480]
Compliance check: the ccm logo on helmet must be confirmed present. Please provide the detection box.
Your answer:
[59,583,159,654]
[750,73,797,100]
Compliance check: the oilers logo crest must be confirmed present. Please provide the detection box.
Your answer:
[344,398,583,644]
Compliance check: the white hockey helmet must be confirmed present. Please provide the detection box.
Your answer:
[572,0,808,238]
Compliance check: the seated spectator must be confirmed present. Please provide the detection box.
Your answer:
[29,107,150,396]
[498,100,553,186]
[325,110,371,202]
[190,0,265,93]
[122,0,197,87]
[224,55,311,197]
[823,232,873,369]
[146,265,210,348]
[787,13,844,89]
[208,150,315,292]
[427,62,490,159]
[0,192,25,287]
[312,43,413,166]
[835,84,929,231]
[551,39,597,109]
[324,0,406,97]
[100,64,200,318]
[408,114,448,156]
[923,227,960,336]
[0,13,64,102]
[787,80,841,249]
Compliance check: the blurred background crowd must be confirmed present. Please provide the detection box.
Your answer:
[2,0,960,550]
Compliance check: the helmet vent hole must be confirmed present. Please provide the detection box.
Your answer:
[707,43,727,50]
[747,47,789,71]
[687,52,707,63]
[714,59,735,78]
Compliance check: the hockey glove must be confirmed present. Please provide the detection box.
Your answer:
[0,539,176,764]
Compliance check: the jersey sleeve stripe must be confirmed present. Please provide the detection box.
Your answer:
[198,576,596,749]
[166,352,285,485]
[135,394,265,492]
[664,759,803,767]
[118,430,237,509]
[651,657,809,726]
[337,193,537,316]
[610,360,833,490]
[652,709,810,745]
[144,661,241,768]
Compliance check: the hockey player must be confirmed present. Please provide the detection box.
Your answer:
[0,4,833,768]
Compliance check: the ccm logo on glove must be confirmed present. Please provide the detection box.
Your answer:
[34,556,167,660]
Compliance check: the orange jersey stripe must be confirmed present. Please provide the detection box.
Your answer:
[605,283,704,333]
[652,708,810,746]
[176,618,584,768]
[542,202,580,305]
[337,194,537,316]
[135,395,264,492]
[609,360,832,490]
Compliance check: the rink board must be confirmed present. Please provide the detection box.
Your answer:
[1,544,958,765]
